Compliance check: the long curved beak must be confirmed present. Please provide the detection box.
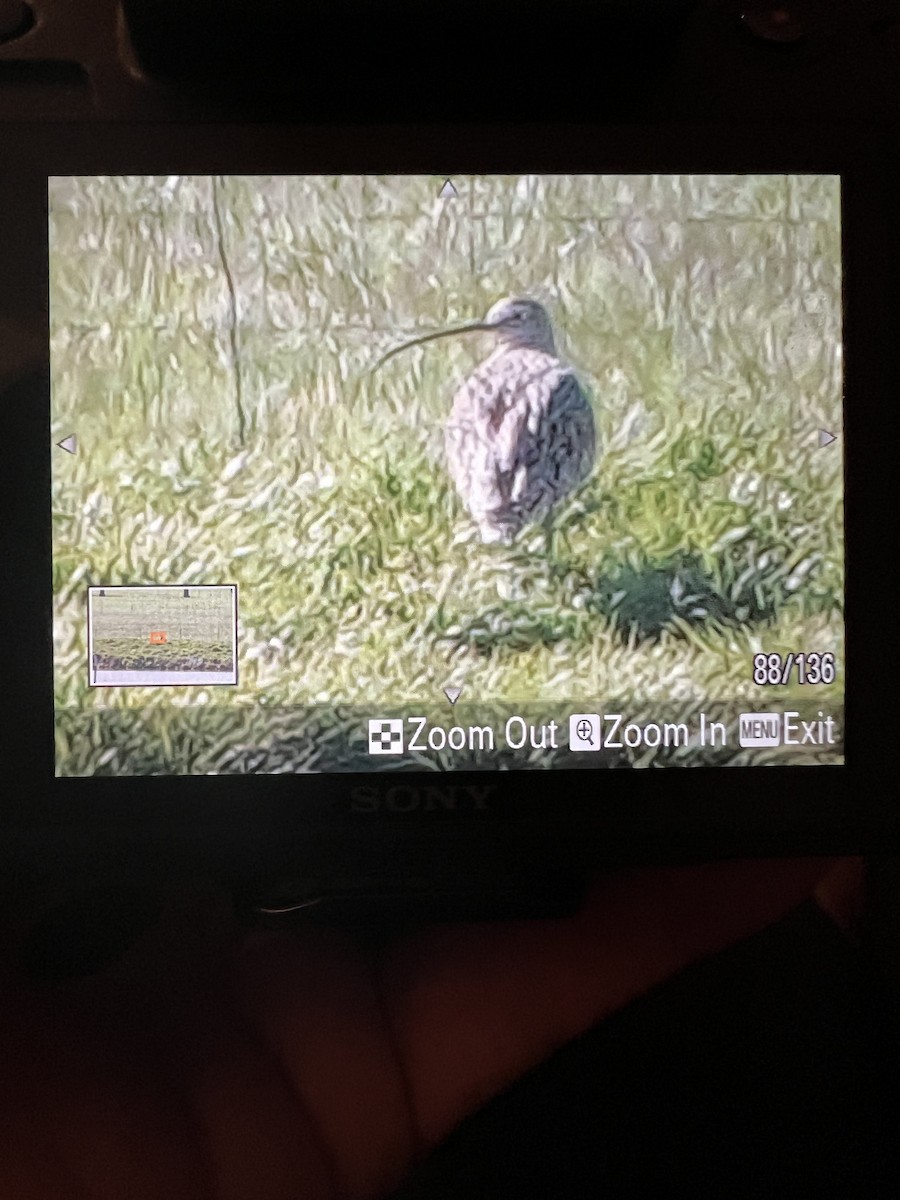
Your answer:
[371,321,495,372]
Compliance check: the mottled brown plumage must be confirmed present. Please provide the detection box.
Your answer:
[376,297,596,544]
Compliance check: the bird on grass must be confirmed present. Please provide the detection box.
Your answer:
[374,297,596,546]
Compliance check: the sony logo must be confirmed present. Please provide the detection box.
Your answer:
[348,784,496,813]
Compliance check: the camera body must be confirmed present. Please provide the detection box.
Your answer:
[0,0,898,124]
[1,1,898,917]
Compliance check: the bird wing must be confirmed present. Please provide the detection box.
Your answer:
[541,368,596,479]
[476,361,541,506]
[492,362,590,473]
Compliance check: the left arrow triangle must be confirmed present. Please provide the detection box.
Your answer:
[57,434,78,455]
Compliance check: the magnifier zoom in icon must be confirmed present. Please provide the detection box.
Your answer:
[569,713,601,750]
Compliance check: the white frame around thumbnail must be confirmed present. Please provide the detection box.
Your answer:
[87,584,239,687]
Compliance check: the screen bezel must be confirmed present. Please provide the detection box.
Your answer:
[2,121,896,860]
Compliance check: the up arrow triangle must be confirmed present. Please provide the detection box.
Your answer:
[438,179,458,199]
[444,686,462,704]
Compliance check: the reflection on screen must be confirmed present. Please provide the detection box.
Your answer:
[50,175,844,774]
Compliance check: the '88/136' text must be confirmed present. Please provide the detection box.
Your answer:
[753,652,837,686]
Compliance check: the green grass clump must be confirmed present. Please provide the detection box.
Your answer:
[92,637,234,673]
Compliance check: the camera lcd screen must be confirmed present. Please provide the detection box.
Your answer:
[50,174,844,774]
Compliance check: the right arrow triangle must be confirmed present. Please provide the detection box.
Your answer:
[818,429,837,447]
[438,179,458,199]
[444,686,461,704]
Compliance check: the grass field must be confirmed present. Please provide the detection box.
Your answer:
[50,174,844,773]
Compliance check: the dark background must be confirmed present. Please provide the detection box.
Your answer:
[393,882,900,1199]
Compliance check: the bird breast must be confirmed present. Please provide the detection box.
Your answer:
[444,347,595,531]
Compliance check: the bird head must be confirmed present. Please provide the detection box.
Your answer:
[372,296,556,371]
[482,297,556,353]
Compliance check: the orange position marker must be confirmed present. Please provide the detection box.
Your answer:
[149,631,168,644]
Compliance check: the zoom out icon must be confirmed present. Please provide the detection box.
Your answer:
[569,714,600,751]
[368,718,404,755]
